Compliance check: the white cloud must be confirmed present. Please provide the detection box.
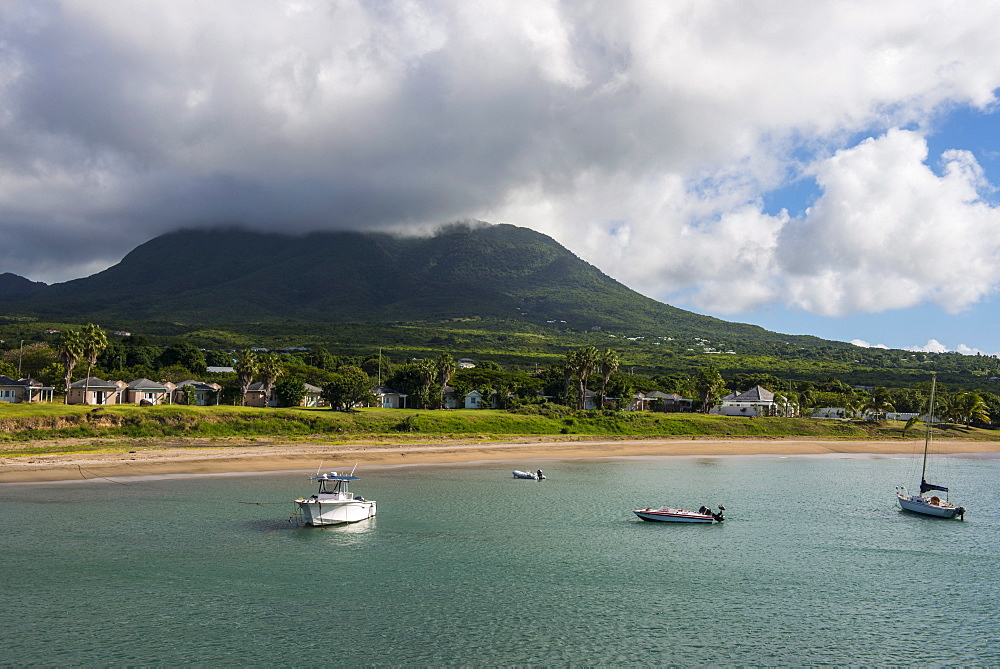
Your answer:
[2,0,1000,313]
[774,130,1000,316]
[902,339,997,356]
[851,340,889,349]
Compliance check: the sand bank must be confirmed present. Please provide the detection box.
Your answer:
[2,437,1000,484]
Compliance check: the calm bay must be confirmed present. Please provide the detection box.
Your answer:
[2,453,998,665]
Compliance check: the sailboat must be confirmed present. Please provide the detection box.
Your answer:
[896,374,966,520]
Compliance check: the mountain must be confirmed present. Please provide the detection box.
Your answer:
[0,223,834,347]
[0,272,46,297]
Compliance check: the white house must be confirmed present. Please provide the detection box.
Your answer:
[302,382,323,407]
[174,380,222,406]
[126,378,174,405]
[0,376,55,403]
[66,378,127,405]
[811,407,919,421]
[712,385,779,417]
[371,386,408,409]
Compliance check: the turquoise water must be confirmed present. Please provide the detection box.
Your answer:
[2,454,998,665]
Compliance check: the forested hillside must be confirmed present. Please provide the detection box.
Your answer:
[0,223,836,351]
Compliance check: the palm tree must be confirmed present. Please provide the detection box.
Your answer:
[415,358,436,409]
[798,389,817,416]
[80,323,108,404]
[57,330,86,403]
[436,353,456,408]
[561,353,575,406]
[902,415,922,437]
[597,348,619,408]
[933,392,958,424]
[842,393,866,419]
[951,391,990,425]
[572,346,599,410]
[256,352,285,406]
[234,349,259,406]
[866,386,895,419]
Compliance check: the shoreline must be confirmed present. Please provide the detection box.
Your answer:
[3,437,1000,484]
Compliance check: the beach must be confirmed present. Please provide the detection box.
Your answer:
[3,436,1000,483]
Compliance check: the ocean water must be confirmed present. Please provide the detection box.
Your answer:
[1,453,998,666]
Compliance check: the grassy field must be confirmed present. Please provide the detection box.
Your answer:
[2,403,996,457]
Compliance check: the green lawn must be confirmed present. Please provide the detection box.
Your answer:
[4,403,994,457]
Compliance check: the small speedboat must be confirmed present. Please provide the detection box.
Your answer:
[633,505,725,523]
[295,472,376,526]
[513,469,546,480]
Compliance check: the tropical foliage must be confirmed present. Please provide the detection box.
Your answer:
[321,366,376,411]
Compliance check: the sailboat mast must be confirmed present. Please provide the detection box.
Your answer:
[922,374,937,483]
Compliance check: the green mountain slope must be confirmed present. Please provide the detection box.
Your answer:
[0,272,45,297]
[0,222,836,347]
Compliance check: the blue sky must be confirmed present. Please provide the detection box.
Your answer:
[1,1,1000,354]
[733,106,1000,354]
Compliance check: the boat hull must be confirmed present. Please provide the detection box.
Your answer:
[297,499,377,526]
[633,509,716,523]
[897,493,964,519]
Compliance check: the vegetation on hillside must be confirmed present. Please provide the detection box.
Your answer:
[0,221,998,432]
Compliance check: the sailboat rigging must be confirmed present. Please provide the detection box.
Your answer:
[895,374,966,520]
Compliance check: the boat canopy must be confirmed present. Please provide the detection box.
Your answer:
[310,473,361,481]
[920,479,948,494]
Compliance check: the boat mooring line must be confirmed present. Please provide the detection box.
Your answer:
[237,501,291,504]
[268,506,303,534]
[77,464,133,486]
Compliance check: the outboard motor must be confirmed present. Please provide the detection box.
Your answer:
[712,505,725,522]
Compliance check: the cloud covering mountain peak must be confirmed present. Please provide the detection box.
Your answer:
[2,0,1000,327]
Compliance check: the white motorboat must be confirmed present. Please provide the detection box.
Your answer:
[896,374,966,520]
[513,469,546,480]
[295,472,376,526]
[633,505,725,523]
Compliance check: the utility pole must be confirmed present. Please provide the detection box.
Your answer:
[378,347,382,386]
[18,340,24,377]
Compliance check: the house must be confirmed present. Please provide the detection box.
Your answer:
[66,378,127,405]
[441,385,467,409]
[647,391,693,412]
[173,380,222,406]
[302,383,323,407]
[464,389,487,409]
[207,366,235,373]
[126,378,174,405]
[441,386,503,409]
[244,382,273,407]
[811,407,919,421]
[629,391,694,412]
[711,385,779,417]
[457,358,476,369]
[0,376,55,403]
[371,386,408,409]
[244,381,320,407]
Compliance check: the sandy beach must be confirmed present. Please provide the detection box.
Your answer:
[3,436,1000,484]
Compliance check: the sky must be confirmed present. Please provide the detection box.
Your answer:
[2,1,1000,354]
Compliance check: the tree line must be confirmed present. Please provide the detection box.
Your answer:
[1,331,995,427]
